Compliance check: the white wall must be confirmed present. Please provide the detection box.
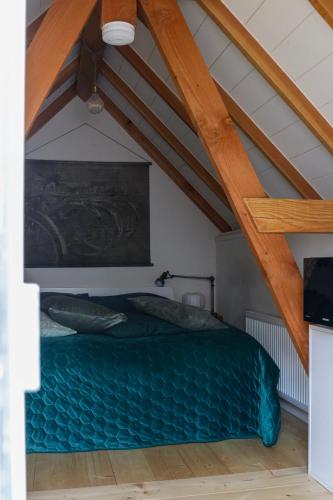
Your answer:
[216,230,333,328]
[25,97,220,306]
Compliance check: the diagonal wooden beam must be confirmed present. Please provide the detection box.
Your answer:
[198,0,333,156]
[244,198,333,233]
[76,2,104,101]
[26,12,46,47]
[25,0,97,136]
[118,45,320,200]
[310,0,333,29]
[100,60,231,209]
[26,85,76,140]
[98,87,232,233]
[48,58,79,97]
[139,0,308,369]
[101,0,137,26]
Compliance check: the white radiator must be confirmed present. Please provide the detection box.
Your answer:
[245,311,308,412]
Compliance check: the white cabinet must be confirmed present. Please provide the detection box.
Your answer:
[309,324,333,493]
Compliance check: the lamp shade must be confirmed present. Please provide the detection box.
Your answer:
[182,292,205,309]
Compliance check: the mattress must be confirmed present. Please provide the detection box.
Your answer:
[26,311,280,452]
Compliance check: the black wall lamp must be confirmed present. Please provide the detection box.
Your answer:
[155,270,216,314]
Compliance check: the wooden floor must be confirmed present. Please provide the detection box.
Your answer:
[27,411,308,493]
[27,466,332,499]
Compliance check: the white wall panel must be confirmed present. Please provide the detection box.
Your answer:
[221,0,266,24]
[178,0,207,34]
[293,146,333,181]
[251,95,298,136]
[311,174,333,198]
[272,12,333,80]
[297,54,333,109]
[211,44,252,92]
[271,121,320,159]
[246,0,313,52]
[194,16,229,67]
[231,70,276,115]
[258,167,301,199]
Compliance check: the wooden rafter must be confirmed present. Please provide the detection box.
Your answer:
[100,60,230,209]
[48,58,79,97]
[139,0,308,369]
[26,11,46,47]
[310,0,333,29]
[76,2,104,101]
[117,45,320,200]
[27,85,76,140]
[244,198,333,233]
[98,87,232,233]
[101,0,137,26]
[199,0,333,156]
[25,0,97,136]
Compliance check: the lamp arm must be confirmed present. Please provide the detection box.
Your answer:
[171,274,215,282]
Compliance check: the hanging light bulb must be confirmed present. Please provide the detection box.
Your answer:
[87,52,104,114]
[87,85,104,114]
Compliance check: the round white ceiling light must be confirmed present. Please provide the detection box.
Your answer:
[102,21,135,46]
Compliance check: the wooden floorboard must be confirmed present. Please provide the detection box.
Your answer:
[27,467,332,499]
[27,410,308,492]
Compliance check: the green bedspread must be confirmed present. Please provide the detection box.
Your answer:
[26,312,280,452]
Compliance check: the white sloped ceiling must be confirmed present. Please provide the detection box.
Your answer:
[26,0,333,228]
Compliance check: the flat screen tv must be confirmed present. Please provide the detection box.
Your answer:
[304,257,333,327]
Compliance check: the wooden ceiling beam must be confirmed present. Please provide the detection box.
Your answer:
[98,87,232,233]
[101,0,137,26]
[76,2,104,101]
[245,198,333,233]
[25,0,97,136]
[118,45,320,200]
[26,11,46,47]
[100,60,231,209]
[139,0,308,370]
[199,0,333,156]
[26,85,76,140]
[309,0,333,29]
[48,58,79,97]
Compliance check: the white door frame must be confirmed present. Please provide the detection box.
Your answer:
[0,2,40,499]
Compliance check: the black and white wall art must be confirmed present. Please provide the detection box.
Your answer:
[24,160,151,268]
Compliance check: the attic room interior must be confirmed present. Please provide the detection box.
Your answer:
[1,0,333,498]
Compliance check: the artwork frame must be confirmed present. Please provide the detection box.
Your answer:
[24,160,152,268]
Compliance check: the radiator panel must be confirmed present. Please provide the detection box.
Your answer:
[245,311,308,410]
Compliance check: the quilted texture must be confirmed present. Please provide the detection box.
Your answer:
[26,326,280,452]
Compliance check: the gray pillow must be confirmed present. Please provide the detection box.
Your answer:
[128,296,226,331]
[43,295,127,333]
[40,311,77,337]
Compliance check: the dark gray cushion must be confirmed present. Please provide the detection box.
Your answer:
[128,296,225,331]
[43,295,127,333]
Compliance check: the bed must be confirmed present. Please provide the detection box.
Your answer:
[26,288,281,453]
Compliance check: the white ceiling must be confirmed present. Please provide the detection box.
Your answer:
[26,0,333,228]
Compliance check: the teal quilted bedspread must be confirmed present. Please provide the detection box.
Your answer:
[26,322,280,452]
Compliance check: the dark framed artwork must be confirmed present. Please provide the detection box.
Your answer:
[24,160,152,268]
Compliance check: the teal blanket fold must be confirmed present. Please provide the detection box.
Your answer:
[26,326,280,452]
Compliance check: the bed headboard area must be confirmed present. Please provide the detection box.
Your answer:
[40,286,175,300]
